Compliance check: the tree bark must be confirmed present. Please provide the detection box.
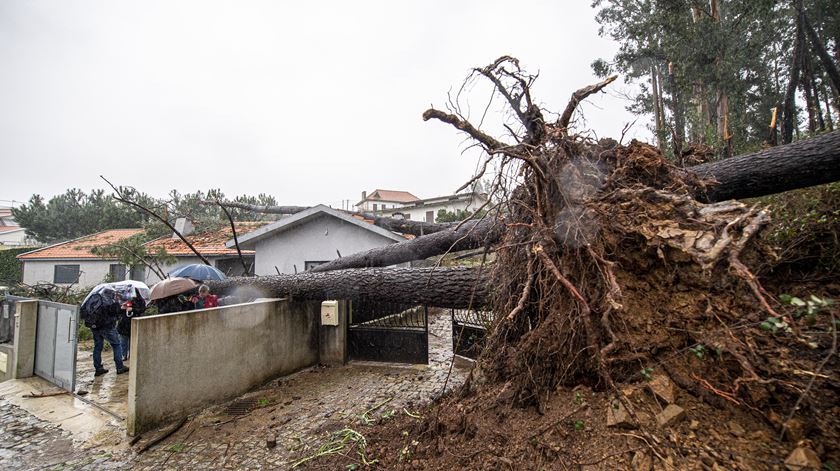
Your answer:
[308,218,502,273]
[206,266,489,309]
[688,130,840,202]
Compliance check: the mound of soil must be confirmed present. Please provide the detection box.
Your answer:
[305,138,839,469]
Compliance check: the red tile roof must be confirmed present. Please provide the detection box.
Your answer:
[17,229,143,260]
[144,222,268,256]
[366,189,419,203]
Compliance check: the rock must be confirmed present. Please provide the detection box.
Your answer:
[647,375,676,404]
[784,447,821,470]
[727,420,745,437]
[656,404,686,427]
[607,401,637,429]
[631,451,652,471]
[689,419,700,431]
[266,436,277,449]
[783,418,805,442]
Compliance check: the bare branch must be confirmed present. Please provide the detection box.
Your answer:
[215,200,251,276]
[101,175,212,266]
[557,75,618,130]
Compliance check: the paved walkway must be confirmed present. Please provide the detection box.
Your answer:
[0,309,472,470]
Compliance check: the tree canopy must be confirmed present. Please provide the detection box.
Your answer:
[12,187,282,243]
[592,0,839,157]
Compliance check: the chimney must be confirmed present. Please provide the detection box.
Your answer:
[173,217,195,239]
[361,190,367,201]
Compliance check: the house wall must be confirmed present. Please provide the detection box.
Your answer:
[127,298,321,435]
[0,230,34,247]
[253,215,398,275]
[356,200,410,212]
[387,194,486,223]
[21,260,124,289]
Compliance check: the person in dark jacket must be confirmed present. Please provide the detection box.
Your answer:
[85,288,128,376]
[116,288,146,362]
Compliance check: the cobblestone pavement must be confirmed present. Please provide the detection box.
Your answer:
[0,309,471,470]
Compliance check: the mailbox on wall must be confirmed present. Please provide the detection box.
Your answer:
[321,300,339,326]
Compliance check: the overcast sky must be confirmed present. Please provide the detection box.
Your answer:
[0,1,645,208]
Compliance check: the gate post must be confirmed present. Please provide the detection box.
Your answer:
[12,300,38,379]
[319,300,348,366]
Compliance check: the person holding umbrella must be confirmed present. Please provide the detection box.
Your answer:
[116,287,146,361]
[81,288,128,376]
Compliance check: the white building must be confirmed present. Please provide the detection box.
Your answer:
[0,206,38,248]
[0,227,36,248]
[17,229,144,288]
[355,189,488,223]
[230,205,408,275]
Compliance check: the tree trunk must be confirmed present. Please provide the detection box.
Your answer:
[801,53,818,133]
[205,201,456,236]
[309,218,502,273]
[783,1,805,144]
[651,65,664,152]
[206,266,489,309]
[668,62,686,158]
[824,84,835,131]
[803,14,840,95]
[302,133,840,273]
[688,130,840,202]
[812,75,825,131]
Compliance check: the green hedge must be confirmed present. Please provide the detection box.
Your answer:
[0,247,31,286]
[0,247,32,285]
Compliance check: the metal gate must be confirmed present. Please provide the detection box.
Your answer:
[451,309,495,359]
[34,301,79,391]
[348,300,428,364]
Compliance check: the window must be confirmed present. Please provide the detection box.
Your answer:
[54,265,80,284]
[373,203,378,211]
[304,261,329,271]
[425,211,435,223]
[130,265,145,281]
[109,264,126,281]
[404,213,411,220]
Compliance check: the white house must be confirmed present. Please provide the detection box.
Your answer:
[229,205,408,275]
[355,189,420,212]
[356,189,488,223]
[17,229,145,288]
[0,227,35,248]
[0,206,38,248]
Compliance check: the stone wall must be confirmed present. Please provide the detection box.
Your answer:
[127,298,327,435]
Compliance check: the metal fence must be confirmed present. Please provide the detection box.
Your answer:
[348,300,429,364]
[451,308,495,359]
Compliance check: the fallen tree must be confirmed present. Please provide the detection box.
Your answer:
[301,130,840,273]
[207,266,489,309]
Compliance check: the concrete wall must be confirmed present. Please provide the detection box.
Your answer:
[127,298,322,435]
[11,300,37,379]
[253,215,398,275]
[21,260,121,288]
